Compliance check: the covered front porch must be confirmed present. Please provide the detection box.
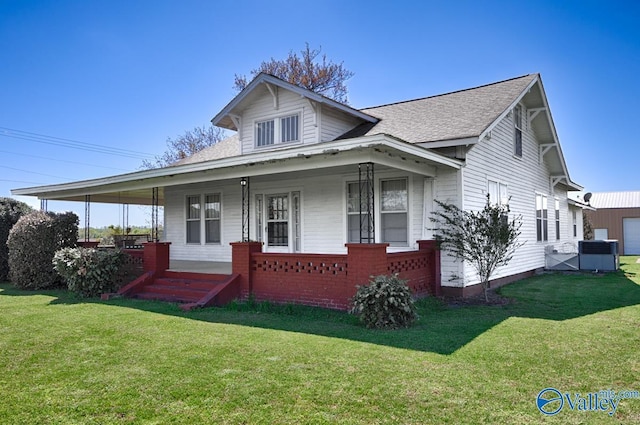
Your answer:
[14,135,460,309]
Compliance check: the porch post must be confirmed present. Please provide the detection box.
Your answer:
[151,187,159,242]
[40,199,47,211]
[358,162,375,243]
[346,243,388,287]
[231,241,262,297]
[240,177,250,242]
[418,240,442,296]
[84,195,90,242]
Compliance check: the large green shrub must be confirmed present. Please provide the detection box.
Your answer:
[350,274,418,329]
[0,197,33,281]
[7,211,78,289]
[53,247,126,297]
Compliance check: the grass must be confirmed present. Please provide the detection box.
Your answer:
[0,258,639,424]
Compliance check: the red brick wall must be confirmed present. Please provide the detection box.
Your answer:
[250,253,350,309]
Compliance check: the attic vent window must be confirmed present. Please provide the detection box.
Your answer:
[255,113,300,148]
[514,105,523,157]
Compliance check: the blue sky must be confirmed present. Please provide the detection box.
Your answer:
[1,0,639,227]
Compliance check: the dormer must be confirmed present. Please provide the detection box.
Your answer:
[211,73,379,155]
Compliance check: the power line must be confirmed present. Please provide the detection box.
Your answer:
[0,149,132,172]
[0,165,69,180]
[0,126,156,160]
[0,179,46,185]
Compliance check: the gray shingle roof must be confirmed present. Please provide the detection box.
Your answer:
[358,74,537,144]
[171,133,240,166]
[589,191,640,209]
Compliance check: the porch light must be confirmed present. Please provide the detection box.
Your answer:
[240,178,247,186]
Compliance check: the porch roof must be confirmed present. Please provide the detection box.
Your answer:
[12,135,462,205]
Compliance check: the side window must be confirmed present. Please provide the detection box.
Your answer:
[555,199,560,240]
[514,105,523,157]
[205,193,221,244]
[488,180,508,205]
[381,179,408,246]
[186,195,201,244]
[536,194,548,242]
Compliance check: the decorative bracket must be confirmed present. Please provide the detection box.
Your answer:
[307,99,318,126]
[265,83,278,109]
[528,107,546,123]
[550,175,564,188]
[539,143,555,162]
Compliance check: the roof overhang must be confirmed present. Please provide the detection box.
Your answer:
[568,198,596,211]
[12,135,462,204]
[212,73,379,130]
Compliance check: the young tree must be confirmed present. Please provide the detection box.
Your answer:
[583,210,594,240]
[142,125,225,169]
[234,43,354,104]
[431,197,523,302]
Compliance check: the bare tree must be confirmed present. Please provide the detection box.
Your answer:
[431,197,524,302]
[234,43,354,104]
[142,125,225,169]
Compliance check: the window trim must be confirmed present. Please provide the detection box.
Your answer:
[254,111,302,149]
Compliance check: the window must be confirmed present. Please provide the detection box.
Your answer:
[488,180,508,205]
[346,182,361,243]
[255,195,263,242]
[186,195,201,244]
[536,194,548,242]
[514,105,523,157]
[281,115,299,143]
[255,114,299,147]
[256,120,274,147]
[555,199,560,240]
[572,210,577,237]
[205,193,221,244]
[381,179,408,246]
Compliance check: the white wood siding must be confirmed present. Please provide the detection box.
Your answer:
[163,168,430,261]
[320,106,361,142]
[458,106,576,286]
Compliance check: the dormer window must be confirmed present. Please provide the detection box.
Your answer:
[255,114,299,148]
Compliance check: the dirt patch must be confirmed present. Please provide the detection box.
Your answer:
[443,290,514,308]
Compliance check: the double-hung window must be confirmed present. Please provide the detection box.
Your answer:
[514,105,523,157]
[555,199,560,240]
[572,210,577,238]
[381,179,408,246]
[205,193,221,244]
[488,180,508,206]
[346,182,361,243]
[255,114,299,147]
[536,194,548,242]
[186,195,201,244]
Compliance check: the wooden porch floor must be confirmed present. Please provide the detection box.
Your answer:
[167,260,232,275]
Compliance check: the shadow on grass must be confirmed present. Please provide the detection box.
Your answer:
[2,258,640,355]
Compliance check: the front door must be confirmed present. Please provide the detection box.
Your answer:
[258,192,301,253]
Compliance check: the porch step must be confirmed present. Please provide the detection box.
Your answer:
[133,276,222,304]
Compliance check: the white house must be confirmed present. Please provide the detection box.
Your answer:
[13,72,584,303]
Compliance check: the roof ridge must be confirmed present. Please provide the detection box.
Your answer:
[359,74,536,111]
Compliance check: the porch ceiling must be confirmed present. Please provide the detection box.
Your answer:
[12,135,462,204]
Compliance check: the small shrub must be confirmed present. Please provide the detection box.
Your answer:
[350,274,418,329]
[7,211,78,289]
[53,247,126,297]
[0,197,32,281]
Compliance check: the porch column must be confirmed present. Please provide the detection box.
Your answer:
[151,187,160,242]
[418,240,442,296]
[346,243,388,287]
[84,195,90,242]
[231,241,262,297]
[240,177,250,242]
[358,162,375,243]
[143,242,171,274]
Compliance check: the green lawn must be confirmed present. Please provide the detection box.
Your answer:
[1,258,639,424]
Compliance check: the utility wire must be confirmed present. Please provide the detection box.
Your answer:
[0,126,156,160]
[0,149,131,172]
[0,165,68,180]
[0,179,45,185]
